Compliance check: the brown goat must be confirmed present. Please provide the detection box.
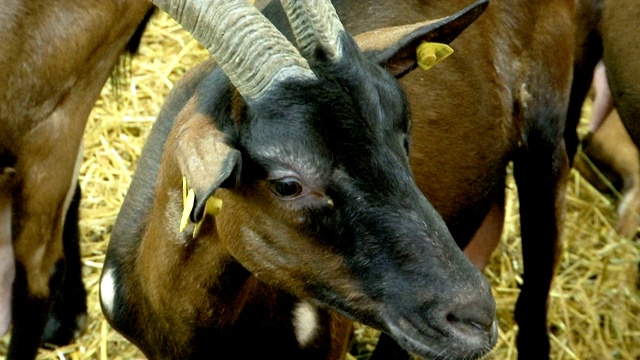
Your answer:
[337,1,575,359]
[566,0,640,243]
[573,61,640,239]
[567,0,640,166]
[101,1,499,359]
[600,0,640,150]
[0,1,152,358]
[576,111,640,238]
[101,0,578,359]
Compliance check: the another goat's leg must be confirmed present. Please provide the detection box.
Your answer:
[513,95,569,360]
[8,123,83,359]
[43,183,87,346]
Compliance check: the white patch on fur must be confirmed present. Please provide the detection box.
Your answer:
[292,301,319,348]
[99,268,116,317]
[617,190,633,218]
[518,82,532,111]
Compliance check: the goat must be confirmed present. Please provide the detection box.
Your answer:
[573,61,640,238]
[0,1,153,358]
[566,0,640,246]
[599,0,640,151]
[324,1,574,359]
[567,0,640,162]
[99,0,499,359]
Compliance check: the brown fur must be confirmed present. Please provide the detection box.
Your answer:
[596,0,640,238]
[341,0,573,249]
[118,76,355,357]
[341,1,574,358]
[572,58,640,239]
[101,3,501,359]
[104,0,577,358]
[575,110,640,238]
[567,0,640,239]
[600,0,640,146]
[0,0,152,357]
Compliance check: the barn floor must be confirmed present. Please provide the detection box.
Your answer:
[0,10,638,360]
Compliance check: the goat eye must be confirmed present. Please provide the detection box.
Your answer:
[269,179,303,198]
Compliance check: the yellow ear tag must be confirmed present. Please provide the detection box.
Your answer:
[180,188,196,233]
[180,177,224,237]
[192,196,223,238]
[182,177,188,207]
[416,42,454,71]
[204,196,223,217]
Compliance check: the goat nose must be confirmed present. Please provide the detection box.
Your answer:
[445,289,497,343]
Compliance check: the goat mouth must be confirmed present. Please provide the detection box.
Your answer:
[381,312,498,360]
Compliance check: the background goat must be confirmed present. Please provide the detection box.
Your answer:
[573,60,640,239]
[0,0,152,358]
[567,0,639,165]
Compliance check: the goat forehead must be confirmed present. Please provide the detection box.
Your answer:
[247,116,398,164]
[317,53,408,124]
[239,73,409,181]
[251,142,329,181]
[251,67,405,127]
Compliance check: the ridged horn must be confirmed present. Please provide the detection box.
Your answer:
[150,0,315,99]
[281,0,346,61]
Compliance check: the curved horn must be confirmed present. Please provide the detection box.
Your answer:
[281,0,346,61]
[150,0,315,99]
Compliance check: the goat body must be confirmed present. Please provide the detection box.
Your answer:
[103,0,577,359]
[573,60,640,239]
[101,1,499,359]
[0,0,152,358]
[567,0,640,164]
[576,110,640,238]
[566,0,640,256]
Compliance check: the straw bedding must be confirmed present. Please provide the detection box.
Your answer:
[0,9,638,360]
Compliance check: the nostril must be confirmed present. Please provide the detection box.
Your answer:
[444,288,496,336]
[469,320,491,333]
[446,311,493,335]
[432,307,498,358]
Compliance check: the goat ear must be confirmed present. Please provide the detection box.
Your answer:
[355,0,488,77]
[174,113,241,225]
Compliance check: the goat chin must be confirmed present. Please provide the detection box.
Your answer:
[380,310,498,360]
